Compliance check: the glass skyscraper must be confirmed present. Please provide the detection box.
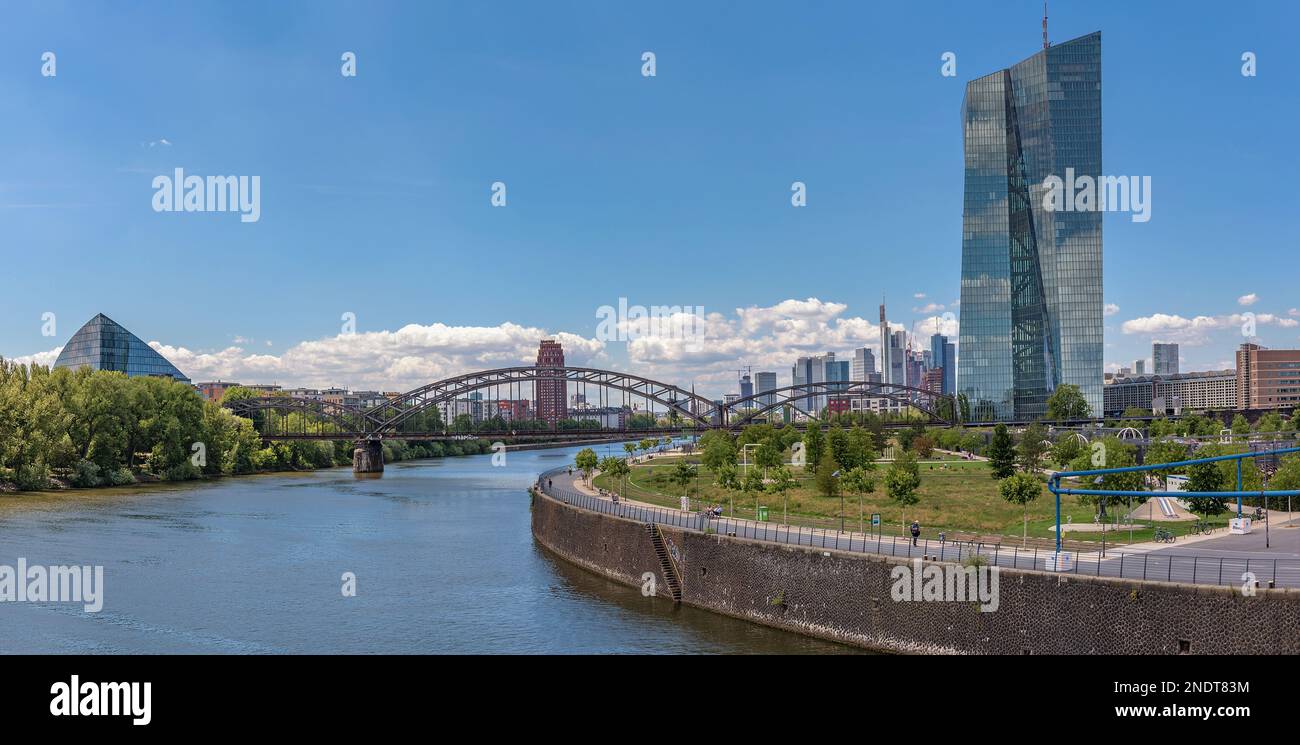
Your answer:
[54,313,191,383]
[958,32,1102,421]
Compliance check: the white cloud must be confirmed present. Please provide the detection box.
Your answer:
[1238,293,1258,306]
[913,302,946,314]
[913,292,926,299]
[12,346,62,368]
[1121,311,1296,346]
[13,299,964,398]
[1104,303,1120,317]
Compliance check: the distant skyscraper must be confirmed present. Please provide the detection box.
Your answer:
[890,331,907,387]
[851,347,876,382]
[535,339,566,425]
[1153,343,1179,375]
[739,373,753,400]
[754,371,778,409]
[930,334,956,395]
[879,302,892,385]
[957,31,1103,421]
[1134,359,1145,375]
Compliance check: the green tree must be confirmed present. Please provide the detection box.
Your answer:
[1231,414,1251,436]
[1050,435,1085,469]
[885,450,922,529]
[574,447,598,485]
[802,426,825,474]
[842,464,878,535]
[599,455,630,495]
[1046,384,1091,421]
[670,461,698,504]
[999,471,1043,547]
[1016,422,1049,472]
[766,464,796,524]
[987,423,1017,479]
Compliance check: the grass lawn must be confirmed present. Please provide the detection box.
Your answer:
[592,453,1238,546]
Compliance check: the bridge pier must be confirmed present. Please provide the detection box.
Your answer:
[353,439,384,474]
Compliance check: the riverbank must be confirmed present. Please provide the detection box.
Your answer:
[531,475,1300,654]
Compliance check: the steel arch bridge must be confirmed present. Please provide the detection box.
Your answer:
[222,364,958,441]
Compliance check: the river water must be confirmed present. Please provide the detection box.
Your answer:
[0,443,851,654]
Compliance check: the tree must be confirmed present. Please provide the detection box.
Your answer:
[699,432,738,473]
[1067,437,1143,520]
[885,450,922,530]
[1046,384,1091,421]
[999,471,1043,547]
[742,466,765,517]
[600,456,630,495]
[814,450,840,500]
[842,465,878,535]
[1231,414,1251,436]
[766,464,796,524]
[1051,435,1085,469]
[987,423,1016,479]
[574,448,598,485]
[1016,422,1049,472]
[623,442,637,461]
[802,426,825,474]
[913,435,935,459]
[669,461,698,503]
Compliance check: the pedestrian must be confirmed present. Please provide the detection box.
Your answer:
[547,478,552,491]
[910,520,921,547]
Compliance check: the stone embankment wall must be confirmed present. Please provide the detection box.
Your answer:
[531,490,1300,654]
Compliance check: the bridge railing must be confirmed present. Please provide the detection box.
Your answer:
[534,467,1300,589]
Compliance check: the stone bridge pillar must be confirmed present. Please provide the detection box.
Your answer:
[353,439,384,474]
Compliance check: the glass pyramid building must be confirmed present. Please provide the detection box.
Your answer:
[53,313,191,383]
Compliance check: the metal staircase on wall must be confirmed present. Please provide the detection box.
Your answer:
[644,523,683,603]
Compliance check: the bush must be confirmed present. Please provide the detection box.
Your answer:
[107,468,136,486]
[163,462,201,482]
[16,464,50,491]
[71,459,103,488]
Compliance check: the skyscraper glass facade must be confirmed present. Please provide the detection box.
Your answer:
[53,313,191,383]
[958,32,1102,421]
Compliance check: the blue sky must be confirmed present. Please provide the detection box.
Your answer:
[2,1,1297,395]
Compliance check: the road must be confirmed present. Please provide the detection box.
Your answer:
[538,467,1300,589]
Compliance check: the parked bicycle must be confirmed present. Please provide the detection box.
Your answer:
[1154,527,1176,543]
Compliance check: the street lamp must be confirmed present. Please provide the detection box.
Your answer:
[832,469,844,534]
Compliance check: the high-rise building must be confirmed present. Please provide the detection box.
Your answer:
[1153,343,1179,376]
[1133,359,1145,375]
[879,302,892,385]
[890,331,907,387]
[739,374,753,400]
[851,347,876,382]
[535,340,566,426]
[54,313,191,383]
[930,334,956,395]
[957,31,1103,421]
[1236,343,1300,410]
[754,371,778,409]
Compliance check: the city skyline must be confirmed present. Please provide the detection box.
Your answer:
[3,2,1298,398]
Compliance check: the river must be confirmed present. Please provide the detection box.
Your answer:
[0,443,853,654]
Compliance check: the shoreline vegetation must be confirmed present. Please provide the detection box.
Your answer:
[0,359,566,495]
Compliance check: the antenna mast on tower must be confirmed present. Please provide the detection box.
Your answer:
[1042,1,1050,50]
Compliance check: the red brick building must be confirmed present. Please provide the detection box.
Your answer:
[535,340,567,426]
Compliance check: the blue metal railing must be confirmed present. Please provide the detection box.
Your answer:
[1049,445,1300,553]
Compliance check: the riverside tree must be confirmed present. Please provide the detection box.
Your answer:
[999,471,1043,547]
[1045,384,1091,421]
[987,423,1016,479]
[574,448,598,485]
[885,450,922,531]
